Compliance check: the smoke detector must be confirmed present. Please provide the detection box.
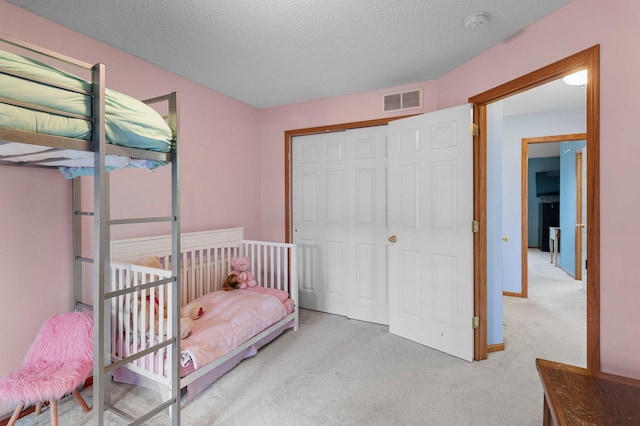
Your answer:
[464,12,490,30]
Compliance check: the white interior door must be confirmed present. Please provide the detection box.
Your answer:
[343,126,389,324]
[292,131,349,316]
[292,127,389,324]
[387,104,474,362]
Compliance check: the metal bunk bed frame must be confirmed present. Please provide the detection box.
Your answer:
[0,34,181,425]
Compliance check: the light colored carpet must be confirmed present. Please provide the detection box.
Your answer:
[14,248,585,425]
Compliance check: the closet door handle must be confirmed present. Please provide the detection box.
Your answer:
[388,235,398,243]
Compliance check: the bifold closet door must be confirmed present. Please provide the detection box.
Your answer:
[293,104,473,360]
[292,126,389,325]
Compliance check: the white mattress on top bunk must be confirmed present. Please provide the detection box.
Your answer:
[0,141,166,177]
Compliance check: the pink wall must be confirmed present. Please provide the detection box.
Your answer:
[0,166,72,376]
[257,0,640,378]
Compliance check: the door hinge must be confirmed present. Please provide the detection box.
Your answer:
[470,123,479,136]
[471,220,479,233]
[472,316,480,329]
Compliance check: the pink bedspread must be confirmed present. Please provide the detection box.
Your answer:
[180,290,288,370]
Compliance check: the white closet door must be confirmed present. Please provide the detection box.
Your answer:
[292,126,389,324]
[387,104,474,362]
[343,126,389,325]
[292,131,349,316]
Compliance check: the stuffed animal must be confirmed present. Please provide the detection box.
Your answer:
[138,296,194,339]
[177,317,194,339]
[181,301,204,320]
[130,257,199,339]
[230,256,257,288]
[134,255,164,271]
[222,273,242,291]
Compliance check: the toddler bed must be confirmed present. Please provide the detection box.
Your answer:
[109,227,298,402]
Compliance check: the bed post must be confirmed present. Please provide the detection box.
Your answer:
[290,243,299,331]
[91,62,109,426]
[72,179,82,309]
[168,91,181,425]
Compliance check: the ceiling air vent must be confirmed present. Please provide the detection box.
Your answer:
[383,89,422,112]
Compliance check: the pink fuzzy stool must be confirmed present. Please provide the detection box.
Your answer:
[0,311,93,426]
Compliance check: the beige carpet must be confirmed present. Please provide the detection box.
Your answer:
[13,248,585,425]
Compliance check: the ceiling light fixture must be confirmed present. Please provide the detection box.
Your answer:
[464,12,490,30]
[562,70,588,86]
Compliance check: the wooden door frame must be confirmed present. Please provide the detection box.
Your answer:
[517,133,587,299]
[469,45,600,370]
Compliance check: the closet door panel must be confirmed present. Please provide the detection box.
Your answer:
[293,131,348,316]
[293,126,388,324]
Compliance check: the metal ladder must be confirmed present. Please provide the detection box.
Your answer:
[71,72,181,425]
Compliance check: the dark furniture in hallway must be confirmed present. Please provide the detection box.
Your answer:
[538,201,559,252]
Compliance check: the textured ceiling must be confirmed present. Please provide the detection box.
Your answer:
[7,0,574,109]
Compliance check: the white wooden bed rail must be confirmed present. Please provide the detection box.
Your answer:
[110,261,175,385]
[242,239,298,306]
[109,228,298,400]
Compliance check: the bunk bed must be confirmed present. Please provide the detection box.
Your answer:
[108,227,298,403]
[0,34,182,425]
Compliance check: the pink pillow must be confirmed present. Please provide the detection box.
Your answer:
[243,286,289,303]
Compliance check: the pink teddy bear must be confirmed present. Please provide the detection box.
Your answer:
[230,256,257,288]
